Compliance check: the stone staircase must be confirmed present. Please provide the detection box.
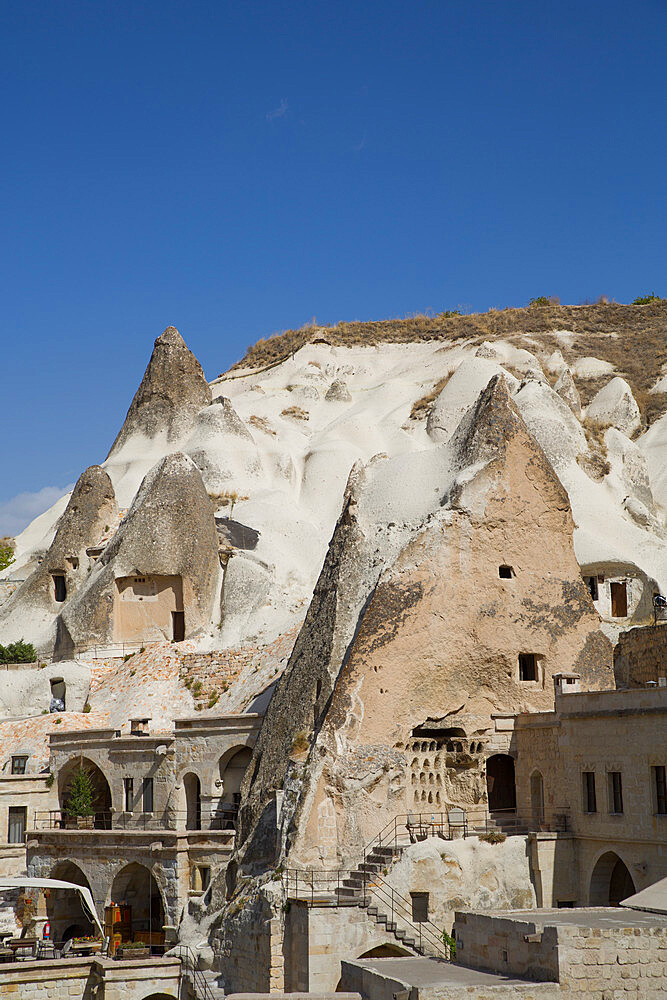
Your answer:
[334,844,444,958]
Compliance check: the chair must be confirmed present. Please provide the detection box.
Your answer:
[447,807,468,839]
[59,938,73,960]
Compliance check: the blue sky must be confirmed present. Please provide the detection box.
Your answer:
[1,0,666,534]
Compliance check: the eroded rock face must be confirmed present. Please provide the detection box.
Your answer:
[0,466,117,649]
[235,378,613,874]
[587,377,641,437]
[107,327,212,456]
[55,454,221,655]
[554,367,581,416]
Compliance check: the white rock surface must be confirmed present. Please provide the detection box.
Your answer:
[586,377,642,436]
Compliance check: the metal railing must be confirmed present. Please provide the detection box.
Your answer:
[31,806,239,834]
[283,868,451,960]
[173,945,218,1000]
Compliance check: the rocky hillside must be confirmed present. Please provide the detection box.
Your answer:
[1,305,665,689]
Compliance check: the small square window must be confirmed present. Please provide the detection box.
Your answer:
[518,653,538,682]
[499,565,514,579]
[11,757,27,776]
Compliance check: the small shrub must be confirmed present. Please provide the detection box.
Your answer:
[633,293,663,305]
[281,406,309,421]
[441,929,456,959]
[528,295,559,307]
[249,415,276,436]
[45,772,55,788]
[192,680,203,697]
[83,703,91,713]
[208,690,219,708]
[479,830,506,844]
[123,653,132,662]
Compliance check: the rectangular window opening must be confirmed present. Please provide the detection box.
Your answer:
[610,581,628,618]
[518,653,538,682]
[499,565,514,579]
[53,575,67,603]
[11,756,27,776]
[410,891,429,922]
[124,777,134,813]
[8,807,26,844]
[172,610,185,642]
[142,777,154,814]
[584,576,599,601]
[582,771,597,813]
[608,771,623,814]
[652,765,666,815]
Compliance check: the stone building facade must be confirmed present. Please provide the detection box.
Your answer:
[26,713,261,942]
[512,684,667,908]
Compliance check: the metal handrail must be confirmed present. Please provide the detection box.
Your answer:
[283,868,450,960]
[173,945,217,1000]
[31,807,239,833]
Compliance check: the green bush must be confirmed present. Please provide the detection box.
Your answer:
[528,295,558,307]
[0,542,14,572]
[0,639,36,664]
[64,767,95,817]
[633,293,663,305]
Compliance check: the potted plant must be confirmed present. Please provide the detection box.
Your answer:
[115,940,149,959]
[64,767,96,829]
[71,935,102,954]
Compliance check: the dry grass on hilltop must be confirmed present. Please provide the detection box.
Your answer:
[228,301,667,426]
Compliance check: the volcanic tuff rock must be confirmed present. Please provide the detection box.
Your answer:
[234,377,614,874]
[0,465,117,647]
[54,453,221,656]
[107,326,212,456]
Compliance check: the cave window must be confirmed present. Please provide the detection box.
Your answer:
[518,653,539,682]
[584,576,599,601]
[50,679,66,713]
[499,565,514,579]
[53,575,66,603]
[172,611,185,642]
[66,557,79,570]
[610,582,628,618]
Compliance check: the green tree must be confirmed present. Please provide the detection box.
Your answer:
[0,640,36,664]
[64,767,95,817]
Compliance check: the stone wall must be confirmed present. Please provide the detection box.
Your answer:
[215,887,283,993]
[454,910,667,999]
[613,622,667,687]
[0,955,181,999]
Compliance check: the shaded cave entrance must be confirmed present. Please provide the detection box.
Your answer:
[486,754,516,812]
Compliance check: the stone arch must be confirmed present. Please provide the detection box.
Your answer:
[140,995,178,1000]
[110,862,165,938]
[530,769,544,826]
[57,756,112,829]
[589,851,636,907]
[46,861,96,944]
[486,754,516,812]
[358,943,412,958]
[214,745,253,828]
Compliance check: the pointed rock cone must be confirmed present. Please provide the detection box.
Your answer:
[107,326,212,457]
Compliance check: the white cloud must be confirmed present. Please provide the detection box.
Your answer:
[0,484,73,538]
[266,98,288,121]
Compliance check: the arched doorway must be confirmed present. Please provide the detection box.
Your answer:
[589,852,636,906]
[46,862,96,944]
[530,770,544,827]
[358,944,411,958]
[486,754,516,812]
[110,863,165,947]
[215,746,252,828]
[58,757,112,829]
[183,773,201,830]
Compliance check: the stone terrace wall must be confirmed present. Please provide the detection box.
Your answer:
[454,911,667,1000]
[614,623,667,687]
[0,955,181,999]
